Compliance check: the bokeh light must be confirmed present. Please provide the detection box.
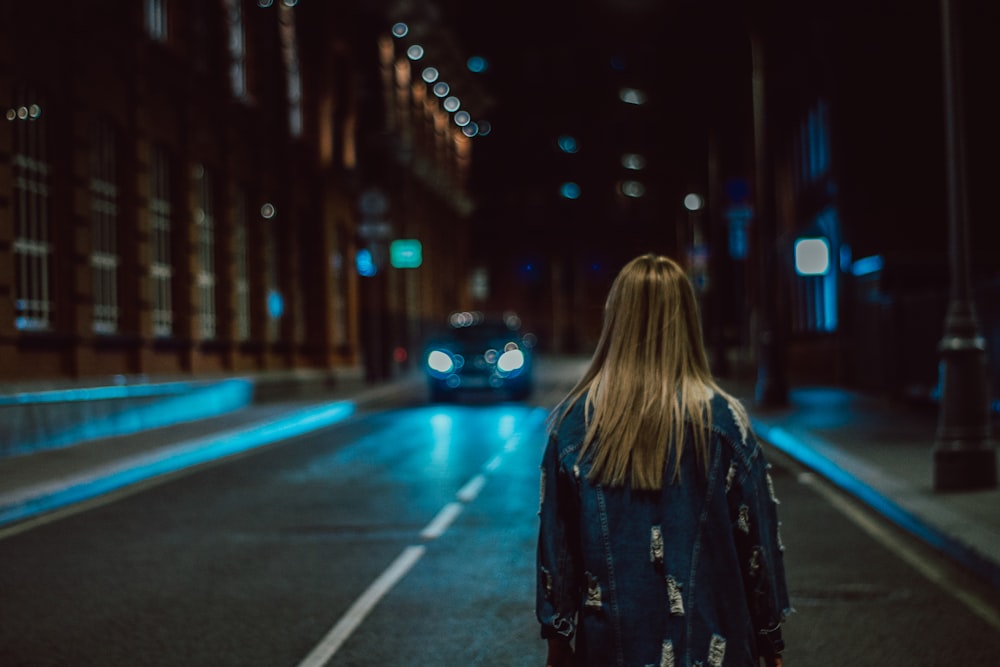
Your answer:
[622,153,646,170]
[560,182,581,200]
[683,193,704,211]
[557,135,579,153]
[619,88,647,105]
[621,181,645,198]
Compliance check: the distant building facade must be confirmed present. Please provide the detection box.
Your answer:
[0,1,478,383]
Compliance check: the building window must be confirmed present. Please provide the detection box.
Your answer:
[145,0,168,42]
[11,87,52,332]
[279,3,303,137]
[90,118,120,334]
[150,146,174,337]
[234,193,250,341]
[195,166,217,340]
[225,0,248,100]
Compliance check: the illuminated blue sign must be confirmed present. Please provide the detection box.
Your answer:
[356,248,377,277]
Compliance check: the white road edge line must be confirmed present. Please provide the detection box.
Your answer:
[799,473,1000,632]
[484,455,503,473]
[456,474,487,503]
[419,502,464,540]
[295,545,426,667]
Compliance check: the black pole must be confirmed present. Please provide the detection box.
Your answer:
[932,0,996,491]
[750,27,788,408]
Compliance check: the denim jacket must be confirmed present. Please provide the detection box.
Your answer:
[537,392,791,666]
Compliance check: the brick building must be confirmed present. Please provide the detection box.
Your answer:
[0,0,479,383]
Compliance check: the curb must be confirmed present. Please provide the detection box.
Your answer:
[752,418,1000,590]
[0,401,358,530]
[0,372,427,532]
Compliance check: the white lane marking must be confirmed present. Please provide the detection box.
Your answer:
[295,545,426,667]
[292,407,551,666]
[799,473,1000,632]
[419,502,464,540]
[456,474,487,503]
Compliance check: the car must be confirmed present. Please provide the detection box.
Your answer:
[423,311,535,402]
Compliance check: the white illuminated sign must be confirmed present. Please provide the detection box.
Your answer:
[795,237,831,276]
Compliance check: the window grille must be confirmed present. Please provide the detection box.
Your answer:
[234,194,250,341]
[149,146,174,337]
[224,0,248,100]
[90,118,120,334]
[145,0,168,42]
[11,87,52,332]
[196,167,217,340]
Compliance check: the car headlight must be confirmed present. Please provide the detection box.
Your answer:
[427,349,455,375]
[496,348,525,374]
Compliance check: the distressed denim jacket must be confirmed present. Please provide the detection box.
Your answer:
[537,393,791,666]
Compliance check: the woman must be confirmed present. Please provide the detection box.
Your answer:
[537,254,790,666]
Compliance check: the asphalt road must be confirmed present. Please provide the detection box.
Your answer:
[1,377,999,666]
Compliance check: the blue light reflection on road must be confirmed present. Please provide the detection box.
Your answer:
[0,402,355,529]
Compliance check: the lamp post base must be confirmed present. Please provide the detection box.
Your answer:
[933,446,997,491]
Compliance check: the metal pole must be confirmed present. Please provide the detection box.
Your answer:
[932,0,996,491]
[750,27,788,408]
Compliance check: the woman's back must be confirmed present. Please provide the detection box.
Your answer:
[538,392,789,666]
[536,254,789,666]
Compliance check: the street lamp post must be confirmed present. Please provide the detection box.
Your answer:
[932,0,996,491]
[750,27,788,408]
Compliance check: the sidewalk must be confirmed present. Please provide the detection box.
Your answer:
[1,358,998,593]
[729,382,1000,590]
[0,368,425,531]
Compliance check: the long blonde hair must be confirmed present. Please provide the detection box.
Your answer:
[551,254,735,490]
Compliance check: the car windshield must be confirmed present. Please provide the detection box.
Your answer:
[452,323,515,342]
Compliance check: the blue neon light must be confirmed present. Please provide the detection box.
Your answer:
[356,248,377,277]
[267,290,285,319]
[851,255,885,277]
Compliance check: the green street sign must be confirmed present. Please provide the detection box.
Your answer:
[390,239,422,269]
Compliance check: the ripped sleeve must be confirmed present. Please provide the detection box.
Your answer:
[536,435,581,640]
[729,435,792,659]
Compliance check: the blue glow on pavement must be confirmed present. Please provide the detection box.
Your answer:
[0,401,356,529]
[753,420,1000,589]
[0,381,197,405]
[430,412,454,467]
[498,413,516,440]
[4,380,254,457]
